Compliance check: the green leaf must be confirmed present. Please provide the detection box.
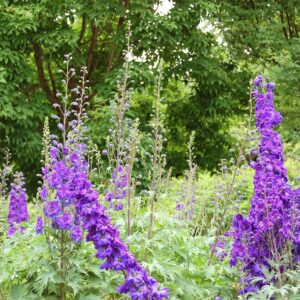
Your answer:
[10,284,26,300]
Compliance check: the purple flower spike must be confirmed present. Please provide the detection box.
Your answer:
[230,76,300,293]
[74,164,168,299]
[39,125,168,298]
[7,172,29,236]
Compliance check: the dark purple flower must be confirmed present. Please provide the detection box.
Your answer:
[232,214,243,228]
[105,191,113,202]
[62,147,69,155]
[230,75,300,292]
[70,152,80,164]
[253,75,263,87]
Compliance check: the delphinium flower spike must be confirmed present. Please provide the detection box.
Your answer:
[40,135,168,298]
[7,172,29,236]
[37,55,168,299]
[73,150,168,299]
[230,75,300,293]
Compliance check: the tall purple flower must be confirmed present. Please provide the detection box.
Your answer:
[38,60,168,297]
[230,76,300,293]
[40,143,83,235]
[71,155,168,299]
[40,139,168,299]
[7,172,29,236]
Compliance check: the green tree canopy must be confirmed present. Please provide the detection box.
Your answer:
[3,0,298,190]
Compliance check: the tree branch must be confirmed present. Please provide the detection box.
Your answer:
[105,0,130,73]
[286,11,294,38]
[78,15,87,46]
[106,17,125,73]
[33,42,62,118]
[86,21,99,76]
[280,11,289,40]
[47,61,57,97]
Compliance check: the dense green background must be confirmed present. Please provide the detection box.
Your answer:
[0,0,299,191]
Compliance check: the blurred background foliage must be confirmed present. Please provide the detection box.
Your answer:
[0,0,299,192]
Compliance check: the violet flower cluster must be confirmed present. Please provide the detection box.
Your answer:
[38,142,85,243]
[105,164,128,210]
[230,75,300,293]
[7,172,29,236]
[40,137,168,299]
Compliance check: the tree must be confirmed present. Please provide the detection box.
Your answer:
[206,0,300,142]
[0,0,251,190]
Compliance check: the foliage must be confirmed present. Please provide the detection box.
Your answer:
[1,191,244,300]
[207,0,300,144]
[0,220,122,300]
[0,0,252,186]
[246,262,300,300]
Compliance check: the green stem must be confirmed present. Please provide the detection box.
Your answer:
[0,288,7,300]
[60,230,65,300]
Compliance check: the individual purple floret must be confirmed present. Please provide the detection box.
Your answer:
[44,200,61,218]
[70,225,83,243]
[7,172,29,236]
[36,216,44,235]
[56,212,73,230]
[230,75,300,293]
